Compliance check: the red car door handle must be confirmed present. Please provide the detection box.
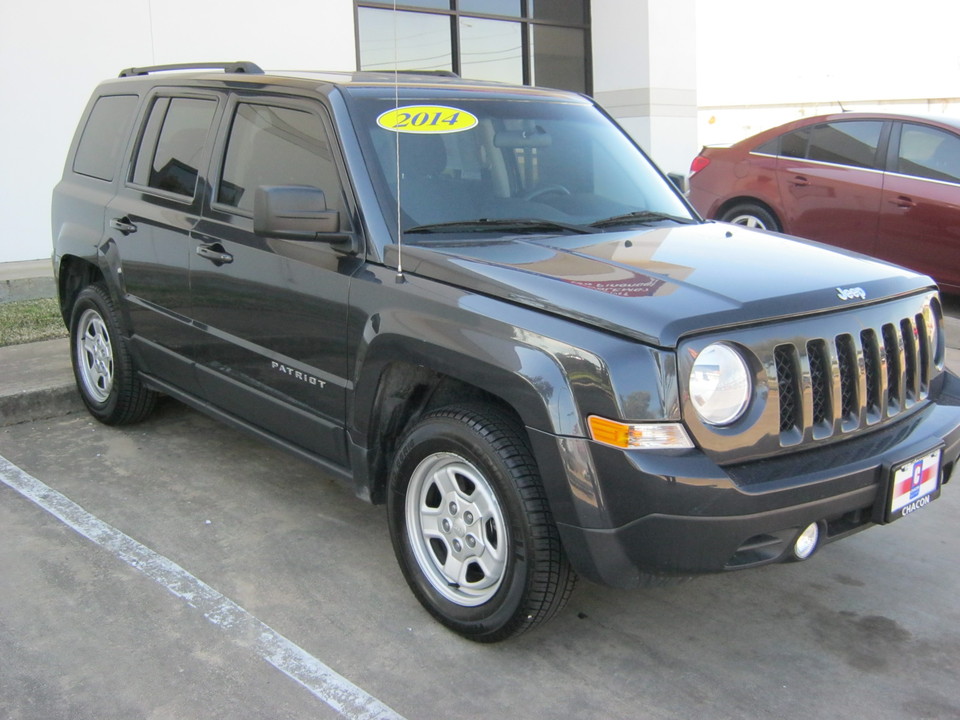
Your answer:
[790,175,809,187]
[889,195,915,208]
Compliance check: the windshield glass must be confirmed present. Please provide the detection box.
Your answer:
[344,91,695,240]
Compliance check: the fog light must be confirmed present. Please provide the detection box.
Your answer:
[793,523,820,560]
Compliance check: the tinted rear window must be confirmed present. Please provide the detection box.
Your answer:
[132,97,217,197]
[72,95,139,181]
[807,121,882,169]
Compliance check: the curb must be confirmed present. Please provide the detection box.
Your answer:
[0,338,80,427]
[0,385,84,427]
[0,277,56,304]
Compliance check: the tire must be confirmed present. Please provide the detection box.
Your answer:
[719,202,781,232]
[69,283,157,425]
[388,405,576,642]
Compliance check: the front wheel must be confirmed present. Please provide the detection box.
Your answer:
[719,202,781,232]
[388,405,576,642]
[69,283,157,425]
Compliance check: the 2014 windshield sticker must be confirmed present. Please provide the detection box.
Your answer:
[377,105,478,134]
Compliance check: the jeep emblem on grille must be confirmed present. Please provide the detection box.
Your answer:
[837,286,867,301]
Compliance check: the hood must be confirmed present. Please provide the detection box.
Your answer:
[395,221,934,347]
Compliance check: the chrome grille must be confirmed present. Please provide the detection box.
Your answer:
[777,309,936,442]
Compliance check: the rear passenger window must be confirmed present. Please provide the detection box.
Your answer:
[806,121,882,169]
[73,95,139,181]
[132,97,217,197]
[217,102,347,221]
[897,124,960,184]
[779,128,809,159]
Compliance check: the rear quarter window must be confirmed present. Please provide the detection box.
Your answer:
[72,95,139,181]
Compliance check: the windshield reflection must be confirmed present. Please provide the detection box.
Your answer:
[347,93,695,240]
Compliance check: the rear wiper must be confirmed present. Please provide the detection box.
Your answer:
[590,210,696,229]
[405,218,601,235]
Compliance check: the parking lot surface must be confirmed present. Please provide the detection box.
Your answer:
[3,387,959,719]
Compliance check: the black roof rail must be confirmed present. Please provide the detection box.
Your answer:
[118,61,264,78]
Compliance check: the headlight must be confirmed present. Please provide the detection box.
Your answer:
[688,343,751,426]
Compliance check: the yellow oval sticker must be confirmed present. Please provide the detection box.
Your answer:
[376,105,478,134]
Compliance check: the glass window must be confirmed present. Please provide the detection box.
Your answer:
[527,0,585,24]
[897,124,960,184]
[358,8,453,72]
[531,25,586,93]
[753,137,780,156]
[73,95,139,181]
[807,121,882,169]
[218,103,346,222]
[348,92,692,236]
[779,129,809,158]
[461,0,521,16]
[459,17,522,84]
[396,0,450,8]
[132,97,217,197]
[355,1,590,93]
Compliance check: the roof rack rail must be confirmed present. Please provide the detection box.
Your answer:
[118,61,264,78]
[392,70,460,78]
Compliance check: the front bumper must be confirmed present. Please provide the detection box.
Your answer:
[530,372,960,588]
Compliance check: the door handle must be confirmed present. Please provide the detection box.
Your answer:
[109,217,138,235]
[888,195,916,209]
[790,175,809,187]
[195,244,234,265]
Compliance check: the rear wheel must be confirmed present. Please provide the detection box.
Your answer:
[720,202,781,232]
[69,283,157,425]
[388,405,576,642]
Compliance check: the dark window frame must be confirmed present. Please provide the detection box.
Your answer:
[354,0,592,94]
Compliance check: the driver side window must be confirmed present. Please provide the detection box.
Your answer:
[217,101,348,225]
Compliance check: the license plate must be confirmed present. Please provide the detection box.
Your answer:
[886,449,942,522]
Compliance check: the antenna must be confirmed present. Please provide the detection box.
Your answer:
[393,0,405,283]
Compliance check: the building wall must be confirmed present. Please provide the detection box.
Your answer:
[0,0,356,264]
[591,0,698,177]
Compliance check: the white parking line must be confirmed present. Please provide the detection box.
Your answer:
[0,455,405,720]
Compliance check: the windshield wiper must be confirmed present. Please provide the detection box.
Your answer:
[405,218,601,235]
[590,210,696,229]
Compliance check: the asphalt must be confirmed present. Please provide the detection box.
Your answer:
[2,260,960,427]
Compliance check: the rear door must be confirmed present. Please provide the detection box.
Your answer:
[775,119,886,255]
[189,94,360,466]
[107,90,221,392]
[876,121,960,292]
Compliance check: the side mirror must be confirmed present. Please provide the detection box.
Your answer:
[254,185,341,239]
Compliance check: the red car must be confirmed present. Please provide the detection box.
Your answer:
[687,112,960,293]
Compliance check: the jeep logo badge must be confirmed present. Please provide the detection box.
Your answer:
[837,286,867,301]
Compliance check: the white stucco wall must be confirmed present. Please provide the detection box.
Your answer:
[591,0,698,177]
[0,0,356,263]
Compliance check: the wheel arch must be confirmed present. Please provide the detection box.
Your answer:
[56,254,105,325]
[350,331,582,504]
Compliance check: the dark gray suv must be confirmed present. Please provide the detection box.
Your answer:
[52,62,960,641]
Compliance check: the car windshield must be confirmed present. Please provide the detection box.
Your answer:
[345,91,695,241]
